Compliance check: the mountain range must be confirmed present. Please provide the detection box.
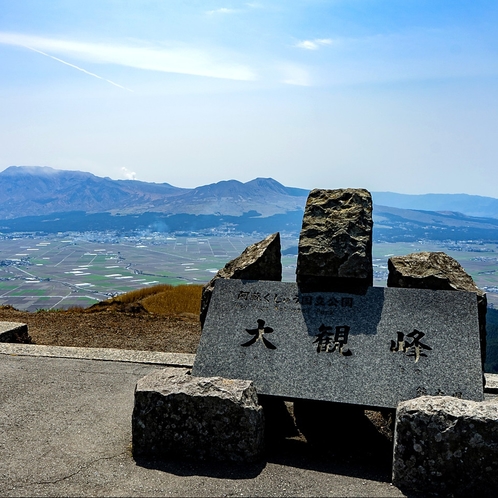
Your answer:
[2,165,498,240]
[0,166,306,219]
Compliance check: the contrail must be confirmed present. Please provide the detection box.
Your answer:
[23,45,133,92]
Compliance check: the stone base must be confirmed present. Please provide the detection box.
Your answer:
[393,396,498,497]
[132,368,265,462]
[258,395,299,442]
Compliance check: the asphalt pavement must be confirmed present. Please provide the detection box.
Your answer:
[0,343,406,497]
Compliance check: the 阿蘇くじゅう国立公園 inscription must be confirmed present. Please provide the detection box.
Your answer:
[192,279,483,409]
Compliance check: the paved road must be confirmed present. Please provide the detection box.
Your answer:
[0,344,406,497]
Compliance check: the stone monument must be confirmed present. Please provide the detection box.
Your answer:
[133,186,489,491]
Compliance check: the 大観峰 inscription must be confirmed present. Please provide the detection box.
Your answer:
[192,280,483,409]
[390,329,432,363]
[313,324,352,355]
[241,319,277,350]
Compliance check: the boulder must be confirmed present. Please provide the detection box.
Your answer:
[392,395,498,497]
[0,321,31,343]
[132,367,265,462]
[388,251,487,370]
[296,188,373,292]
[200,232,282,327]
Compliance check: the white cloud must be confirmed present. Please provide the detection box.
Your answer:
[296,40,319,50]
[206,8,237,15]
[121,167,137,180]
[0,32,256,81]
[295,38,334,50]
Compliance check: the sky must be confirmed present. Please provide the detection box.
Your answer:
[1,1,498,196]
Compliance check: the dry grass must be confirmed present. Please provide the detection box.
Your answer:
[87,283,203,315]
[141,285,203,315]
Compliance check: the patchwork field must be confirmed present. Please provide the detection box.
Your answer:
[372,240,498,307]
[0,233,298,311]
[1,233,497,311]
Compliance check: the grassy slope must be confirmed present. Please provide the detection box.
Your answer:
[87,284,203,315]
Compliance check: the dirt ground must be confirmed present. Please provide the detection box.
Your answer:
[0,305,201,354]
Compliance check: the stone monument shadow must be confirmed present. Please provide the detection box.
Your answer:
[133,455,266,479]
[133,431,393,483]
[265,429,394,482]
[298,286,384,340]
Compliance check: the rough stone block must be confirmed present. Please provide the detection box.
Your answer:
[392,396,498,497]
[200,232,281,327]
[0,321,30,343]
[388,251,487,370]
[132,367,265,462]
[296,188,373,292]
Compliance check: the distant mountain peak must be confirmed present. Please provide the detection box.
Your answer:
[1,165,96,179]
[0,166,308,219]
[2,165,58,175]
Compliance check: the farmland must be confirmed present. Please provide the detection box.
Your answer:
[372,239,498,307]
[1,232,498,311]
[0,232,298,311]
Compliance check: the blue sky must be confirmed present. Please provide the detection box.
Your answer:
[1,1,498,196]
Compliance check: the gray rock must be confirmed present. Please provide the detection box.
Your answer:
[132,367,265,462]
[387,251,484,295]
[392,395,498,497]
[0,321,30,343]
[200,232,281,327]
[388,251,487,370]
[296,188,373,292]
